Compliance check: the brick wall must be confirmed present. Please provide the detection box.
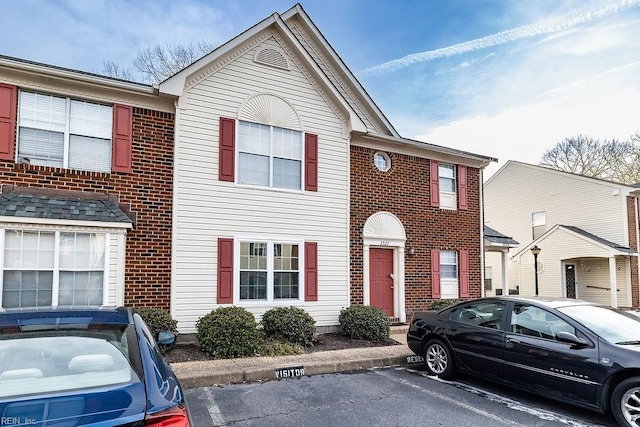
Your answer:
[0,107,174,309]
[627,196,639,309]
[350,146,482,316]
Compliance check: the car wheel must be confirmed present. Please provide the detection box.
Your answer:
[423,338,456,379]
[612,377,640,426]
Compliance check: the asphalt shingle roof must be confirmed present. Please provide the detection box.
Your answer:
[0,192,133,224]
[484,225,519,246]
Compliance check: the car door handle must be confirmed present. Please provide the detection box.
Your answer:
[506,338,520,345]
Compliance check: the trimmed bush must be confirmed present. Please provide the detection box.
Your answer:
[339,305,390,342]
[430,299,461,311]
[137,307,178,353]
[196,306,261,358]
[261,306,316,347]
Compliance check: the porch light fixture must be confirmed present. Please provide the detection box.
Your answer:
[531,245,541,296]
[408,248,415,256]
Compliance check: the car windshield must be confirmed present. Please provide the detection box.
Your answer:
[558,305,640,344]
[0,323,140,399]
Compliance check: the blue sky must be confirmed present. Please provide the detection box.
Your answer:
[2,0,640,177]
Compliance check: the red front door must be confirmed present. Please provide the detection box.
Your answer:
[370,248,394,316]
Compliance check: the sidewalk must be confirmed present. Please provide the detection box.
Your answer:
[171,325,416,388]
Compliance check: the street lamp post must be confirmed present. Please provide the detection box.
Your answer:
[531,245,541,296]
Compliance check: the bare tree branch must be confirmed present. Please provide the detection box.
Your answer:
[540,134,640,184]
[132,41,215,84]
[102,60,136,81]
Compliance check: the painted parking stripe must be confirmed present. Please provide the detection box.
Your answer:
[400,367,608,427]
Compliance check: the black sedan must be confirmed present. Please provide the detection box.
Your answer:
[407,296,640,427]
[0,306,192,426]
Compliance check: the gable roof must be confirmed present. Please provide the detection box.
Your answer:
[487,161,640,196]
[512,224,635,259]
[158,8,367,133]
[159,4,496,167]
[280,4,398,138]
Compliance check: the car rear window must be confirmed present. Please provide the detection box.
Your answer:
[0,324,141,398]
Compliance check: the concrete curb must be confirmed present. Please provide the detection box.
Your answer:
[172,329,414,388]
[174,352,414,389]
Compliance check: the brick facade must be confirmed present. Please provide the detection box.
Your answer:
[350,146,482,316]
[0,107,175,309]
[626,196,639,308]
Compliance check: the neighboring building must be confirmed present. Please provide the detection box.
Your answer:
[484,161,640,309]
[0,56,176,310]
[161,4,494,332]
[0,3,496,333]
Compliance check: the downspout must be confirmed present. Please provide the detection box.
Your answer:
[480,168,485,298]
[631,196,640,308]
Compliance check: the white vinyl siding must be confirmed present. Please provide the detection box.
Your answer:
[484,162,633,305]
[18,91,112,172]
[172,36,349,332]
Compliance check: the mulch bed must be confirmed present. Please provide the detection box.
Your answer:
[164,332,400,363]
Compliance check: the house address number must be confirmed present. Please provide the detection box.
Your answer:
[407,355,424,364]
[379,241,390,246]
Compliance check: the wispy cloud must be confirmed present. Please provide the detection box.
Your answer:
[361,0,640,76]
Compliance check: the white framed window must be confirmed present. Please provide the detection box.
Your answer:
[484,266,492,291]
[1,230,107,308]
[440,250,459,299]
[439,163,457,210]
[440,250,458,279]
[17,91,113,173]
[238,240,301,301]
[532,211,546,240]
[237,121,303,190]
[374,152,391,172]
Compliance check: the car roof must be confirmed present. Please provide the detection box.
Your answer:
[484,296,600,310]
[0,306,133,327]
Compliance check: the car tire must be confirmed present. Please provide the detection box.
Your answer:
[612,377,640,426]
[423,338,456,379]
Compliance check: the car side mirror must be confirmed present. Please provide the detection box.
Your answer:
[157,331,176,345]
[556,331,589,348]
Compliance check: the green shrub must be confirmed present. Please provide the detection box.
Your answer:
[338,305,390,342]
[430,299,461,311]
[257,337,305,357]
[195,306,261,358]
[137,307,178,353]
[261,306,316,347]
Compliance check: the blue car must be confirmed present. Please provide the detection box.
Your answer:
[0,306,192,426]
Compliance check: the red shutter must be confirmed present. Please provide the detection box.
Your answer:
[430,160,439,207]
[460,250,469,298]
[219,117,235,182]
[305,242,318,301]
[0,84,17,161]
[431,250,441,299]
[305,133,318,191]
[112,104,133,173]
[458,165,468,210]
[217,238,234,304]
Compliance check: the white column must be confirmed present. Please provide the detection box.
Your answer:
[363,245,370,306]
[501,251,509,296]
[398,247,406,323]
[610,256,618,308]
